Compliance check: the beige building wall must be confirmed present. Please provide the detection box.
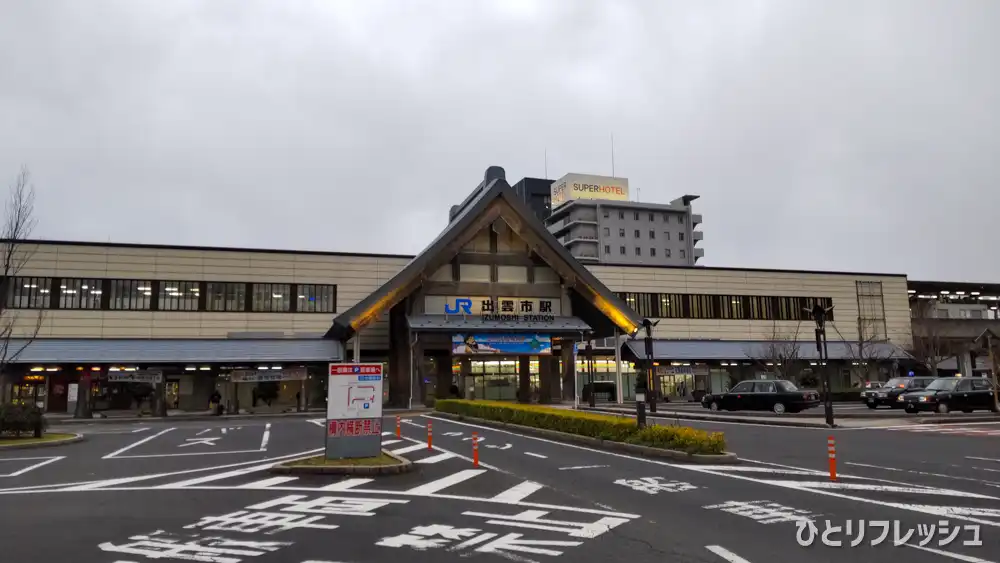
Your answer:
[589,265,912,348]
[13,242,410,349]
[9,242,912,350]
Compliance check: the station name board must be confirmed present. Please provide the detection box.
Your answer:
[434,296,559,323]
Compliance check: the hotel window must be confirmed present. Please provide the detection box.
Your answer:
[252,283,291,312]
[7,276,51,309]
[604,245,610,254]
[679,232,685,241]
[603,227,610,236]
[59,278,102,309]
[619,246,626,255]
[110,280,152,310]
[634,212,639,220]
[649,230,655,239]
[678,215,685,224]
[648,213,654,221]
[603,210,609,218]
[664,232,670,241]
[297,284,336,313]
[618,228,625,237]
[633,229,640,238]
[206,282,246,312]
[665,249,671,258]
[159,281,200,311]
[635,247,641,256]
[680,249,686,259]
[618,211,624,219]
[650,248,656,257]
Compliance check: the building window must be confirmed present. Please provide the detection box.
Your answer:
[634,229,640,238]
[252,283,291,312]
[603,210,609,218]
[60,278,102,309]
[648,213,654,221]
[618,211,624,220]
[603,227,610,236]
[680,249,686,259]
[618,228,625,237]
[678,215,685,224]
[650,248,656,257]
[206,282,246,312]
[604,245,610,254]
[619,246,626,255]
[110,280,152,310]
[617,292,834,321]
[663,213,670,222]
[649,230,655,239]
[297,284,336,313]
[7,276,51,309]
[635,247,641,256]
[679,232,685,241]
[634,212,640,220]
[159,281,200,311]
[665,249,671,258]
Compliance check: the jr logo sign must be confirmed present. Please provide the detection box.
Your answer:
[445,298,473,315]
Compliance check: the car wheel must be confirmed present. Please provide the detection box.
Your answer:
[867,403,877,409]
[773,402,786,414]
[709,401,720,411]
[937,403,950,414]
[904,404,917,414]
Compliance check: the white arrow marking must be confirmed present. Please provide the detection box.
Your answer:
[485,444,512,450]
[179,437,220,448]
[476,533,581,556]
[196,429,211,436]
[462,436,486,443]
[443,432,463,437]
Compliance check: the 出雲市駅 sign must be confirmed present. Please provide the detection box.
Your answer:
[427,296,561,322]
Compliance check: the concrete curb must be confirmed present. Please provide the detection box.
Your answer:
[0,433,85,450]
[432,411,740,464]
[580,406,837,429]
[268,449,414,476]
[916,414,1000,425]
[46,409,430,425]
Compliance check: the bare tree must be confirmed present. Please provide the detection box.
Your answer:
[829,319,896,387]
[908,299,955,376]
[0,166,44,404]
[744,321,806,381]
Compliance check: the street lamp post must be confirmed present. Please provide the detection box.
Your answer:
[635,319,658,428]
[586,338,596,408]
[808,303,835,427]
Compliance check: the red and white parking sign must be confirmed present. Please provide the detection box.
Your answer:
[327,418,382,437]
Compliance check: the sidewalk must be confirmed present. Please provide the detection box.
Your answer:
[45,406,431,424]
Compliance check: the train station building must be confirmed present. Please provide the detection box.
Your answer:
[1,166,916,414]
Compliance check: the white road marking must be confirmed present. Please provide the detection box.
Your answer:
[106,449,267,459]
[240,476,299,489]
[131,428,150,433]
[405,469,487,495]
[402,420,425,428]
[381,431,394,436]
[259,423,271,450]
[416,452,455,464]
[847,462,1000,488]
[307,419,325,427]
[759,479,997,498]
[155,463,285,489]
[558,465,609,471]
[196,429,211,436]
[706,545,753,563]
[102,427,175,459]
[691,465,824,475]
[0,456,64,477]
[179,437,220,448]
[381,439,403,446]
[390,443,428,455]
[398,436,503,472]
[221,428,227,435]
[318,478,374,491]
[491,481,544,503]
[524,452,547,459]
[968,456,1000,463]
[420,415,1000,527]
[904,542,998,563]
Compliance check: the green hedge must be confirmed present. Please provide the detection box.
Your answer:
[435,400,726,455]
[0,403,48,438]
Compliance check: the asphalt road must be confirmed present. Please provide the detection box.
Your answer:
[1,415,997,563]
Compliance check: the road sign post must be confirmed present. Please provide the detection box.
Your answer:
[326,363,384,460]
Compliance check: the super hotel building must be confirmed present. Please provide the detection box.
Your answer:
[1,167,912,414]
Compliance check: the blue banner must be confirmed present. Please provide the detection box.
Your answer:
[452,334,552,355]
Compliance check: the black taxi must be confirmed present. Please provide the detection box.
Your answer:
[863,376,936,409]
[701,379,820,414]
[901,377,1000,414]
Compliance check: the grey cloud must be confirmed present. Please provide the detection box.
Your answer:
[1,0,997,279]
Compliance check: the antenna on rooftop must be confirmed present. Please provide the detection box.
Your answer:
[544,148,548,178]
[610,132,616,177]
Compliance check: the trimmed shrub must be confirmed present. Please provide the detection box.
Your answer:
[0,403,48,438]
[435,399,725,455]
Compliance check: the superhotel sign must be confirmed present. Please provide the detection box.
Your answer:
[551,173,630,207]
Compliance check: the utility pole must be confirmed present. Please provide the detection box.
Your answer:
[808,303,836,427]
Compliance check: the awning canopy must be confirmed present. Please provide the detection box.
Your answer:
[6,338,344,364]
[406,314,592,334]
[621,339,912,362]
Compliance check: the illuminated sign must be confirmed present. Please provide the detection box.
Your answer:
[431,296,559,322]
[551,173,630,207]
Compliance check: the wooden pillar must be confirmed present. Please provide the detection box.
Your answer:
[387,301,411,408]
[561,343,576,401]
[435,353,453,399]
[460,357,472,399]
[518,356,531,403]
[538,356,553,404]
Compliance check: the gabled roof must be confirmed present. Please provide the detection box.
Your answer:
[326,167,644,341]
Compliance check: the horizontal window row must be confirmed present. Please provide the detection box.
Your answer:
[607,247,685,259]
[617,292,835,321]
[606,227,686,242]
[3,277,337,313]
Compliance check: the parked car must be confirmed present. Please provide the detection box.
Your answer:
[700,379,820,414]
[900,377,1000,414]
[863,376,936,409]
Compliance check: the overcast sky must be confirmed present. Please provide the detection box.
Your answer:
[2,1,997,281]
